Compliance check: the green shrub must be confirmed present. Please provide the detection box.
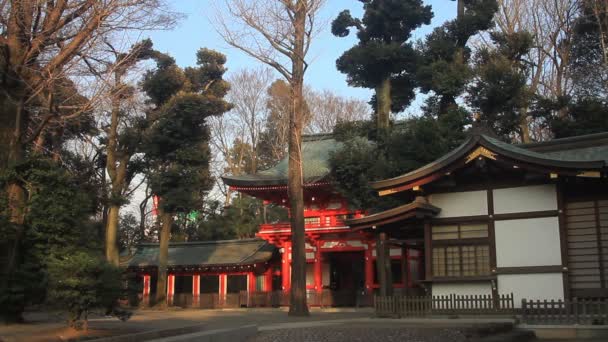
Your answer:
[46,251,128,330]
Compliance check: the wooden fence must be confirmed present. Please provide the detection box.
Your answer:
[521,299,608,325]
[375,294,515,317]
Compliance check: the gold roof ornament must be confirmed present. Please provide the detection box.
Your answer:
[465,146,497,164]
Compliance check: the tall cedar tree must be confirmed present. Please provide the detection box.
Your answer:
[332,0,433,133]
[105,40,156,266]
[468,31,535,141]
[141,49,231,305]
[416,0,498,118]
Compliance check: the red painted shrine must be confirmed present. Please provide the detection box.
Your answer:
[222,134,424,304]
[125,130,608,307]
[125,134,424,307]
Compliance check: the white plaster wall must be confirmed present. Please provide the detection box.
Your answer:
[498,273,564,308]
[495,217,561,267]
[493,184,557,214]
[372,248,402,257]
[428,191,488,218]
[432,282,492,297]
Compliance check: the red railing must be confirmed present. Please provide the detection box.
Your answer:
[259,216,350,232]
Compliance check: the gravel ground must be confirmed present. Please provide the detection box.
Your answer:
[249,324,469,342]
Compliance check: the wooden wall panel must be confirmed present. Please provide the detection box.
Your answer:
[565,199,608,293]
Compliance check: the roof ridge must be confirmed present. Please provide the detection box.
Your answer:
[302,132,334,141]
[137,237,264,247]
[520,132,608,150]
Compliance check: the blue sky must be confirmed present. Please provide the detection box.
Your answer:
[145,0,458,114]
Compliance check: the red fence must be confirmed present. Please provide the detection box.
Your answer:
[259,217,348,232]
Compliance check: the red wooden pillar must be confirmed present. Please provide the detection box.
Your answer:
[247,272,256,307]
[281,241,291,291]
[248,272,256,293]
[264,267,273,292]
[192,275,200,307]
[167,274,175,306]
[314,240,322,293]
[142,274,151,306]
[365,242,374,293]
[219,273,227,305]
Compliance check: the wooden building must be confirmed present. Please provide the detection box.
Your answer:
[351,130,608,306]
[127,130,608,308]
[123,239,276,307]
[222,134,424,306]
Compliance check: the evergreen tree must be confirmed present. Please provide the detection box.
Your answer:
[416,0,498,117]
[332,0,433,133]
[104,39,156,267]
[1,158,99,322]
[570,0,608,98]
[468,31,535,141]
[141,49,231,305]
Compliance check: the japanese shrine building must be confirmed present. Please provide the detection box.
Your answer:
[125,130,608,307]
[351,130,608,306]
[221,133,424,305]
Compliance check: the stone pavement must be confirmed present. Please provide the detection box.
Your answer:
[0,308,373,341]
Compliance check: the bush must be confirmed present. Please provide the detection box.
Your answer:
[46,251,128,330]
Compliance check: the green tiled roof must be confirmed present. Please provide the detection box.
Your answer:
[222,134,342,187]
[541,146,608,163]
[520,132,608,163]
[122,238,275,268]
[372,132,608,191]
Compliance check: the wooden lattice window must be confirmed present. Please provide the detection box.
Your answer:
[431,224,491,278]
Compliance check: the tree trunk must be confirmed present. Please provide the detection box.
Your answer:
[375,232,389,297]
[457,0,465,19]
[287,0,309,317]
[519,111,531,143]
[2,94,28,318]
[375,77,391,134]
[155,208,172,307]
[105,205,120,266]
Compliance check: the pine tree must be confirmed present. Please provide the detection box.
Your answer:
[417,0,498,117]
[468,31,535,141]
[332,0,433,134]
[141,49,231,305]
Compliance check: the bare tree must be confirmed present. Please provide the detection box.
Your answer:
[0,0,178,294]
[494,0,580,141]
[589,0,608,68]
[227,68,274,173]
[305,89,370,134]
[210,67,274,206]
[214,0,325,316]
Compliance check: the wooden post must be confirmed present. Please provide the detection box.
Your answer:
[264,267,273,292]
[401,246,408,294]
[248,272,256,293]
[192,274,200,307]
[219,273,227,306]
[365,241,374,294]
[281,241,291,292]
[424,220,432,282]
[248,272,256,307]
[167,274,175,306]
[314,240,322,294]
[376,232,389,297]
[143,274,151,306]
